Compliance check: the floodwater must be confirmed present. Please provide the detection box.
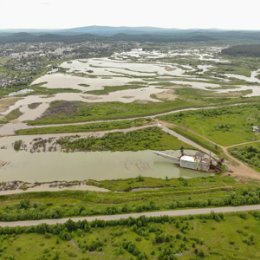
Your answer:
[226,70,260,84]
[216,85,260,97]
[2,86,162,123]
[0,150,211,182]
[170,80,219,90]
[197,65,213,74]
[171,79,260,97]
[9,89,34,97]
[1,48,260,137]
[32,73,143,92]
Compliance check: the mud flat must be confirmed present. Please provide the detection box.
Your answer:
[0,180,109,195]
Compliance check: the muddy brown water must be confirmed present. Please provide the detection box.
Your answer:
[0,150,211,182]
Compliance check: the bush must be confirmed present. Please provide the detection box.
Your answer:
[13,140,23,151]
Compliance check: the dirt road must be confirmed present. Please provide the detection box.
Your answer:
[0,102,249,136]
[0,205,259,227]
[159,120,260,181]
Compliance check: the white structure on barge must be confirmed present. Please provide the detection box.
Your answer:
[155,151,211,172]
[252,125,260,133]
[179,154,210,171]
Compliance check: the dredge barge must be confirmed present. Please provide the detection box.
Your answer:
[155,148,222,172]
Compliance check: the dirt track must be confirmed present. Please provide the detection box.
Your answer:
[0,205,259,227]
[159,121,260,181]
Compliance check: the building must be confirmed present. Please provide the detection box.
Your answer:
[252,126,260,133]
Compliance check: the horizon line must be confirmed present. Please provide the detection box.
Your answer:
[0,25,260,32]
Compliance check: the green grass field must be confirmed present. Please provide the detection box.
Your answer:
[171,126,224,157]
[26,94,260,126]
[0,212,259,260]
[160,104,260,146]
[27,100,199,125]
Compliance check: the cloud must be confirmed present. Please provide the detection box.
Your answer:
[1,0,260,30]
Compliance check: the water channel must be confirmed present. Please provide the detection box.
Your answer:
[0,150,211,182]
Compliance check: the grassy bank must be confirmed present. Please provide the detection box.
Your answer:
[169,125,224,157]
[0,176,259,221]
[16,119,151,135]
[0,212,259,260]
[94,175,236,191]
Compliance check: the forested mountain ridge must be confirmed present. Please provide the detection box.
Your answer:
[222,44,260,57]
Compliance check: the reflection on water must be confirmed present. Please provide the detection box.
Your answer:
[0,150,212,182]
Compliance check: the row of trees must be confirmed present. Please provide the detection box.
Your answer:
[2,211,260,237]
[222,44,260,57]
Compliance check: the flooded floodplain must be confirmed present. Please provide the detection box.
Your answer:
[0,47,259,132]
[1,47,257,183]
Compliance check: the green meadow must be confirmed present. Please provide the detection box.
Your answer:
[0,212,259,260]
[161,104,260,146]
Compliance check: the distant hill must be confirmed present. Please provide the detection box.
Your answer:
[222,44,260,57]
[0,32,102,43]
[62,26,177,36]
[1,26,260,43]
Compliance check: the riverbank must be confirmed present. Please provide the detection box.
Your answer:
[0,180,109,196]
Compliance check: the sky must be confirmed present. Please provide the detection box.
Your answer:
[1,0,260,30]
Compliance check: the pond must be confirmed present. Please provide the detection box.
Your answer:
[0,150,212,182]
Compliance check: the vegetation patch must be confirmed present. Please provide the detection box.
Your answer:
[95,175,237,192]
[0,97,20,113]
[5,108,22,121]
[30,85,82,95]
[230,142,260,172]
[0,212,259,260]
[160,104,260,146]
[0,176,259,221]
[13,140,23,151]
[171,125,224,157]
[28,103,41,109]
[222,44,260,57]
[56,127,193,152]
[78,83,90,87]
[16,119,151,135]
[27,99,198,125]
[86,84,146,95]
